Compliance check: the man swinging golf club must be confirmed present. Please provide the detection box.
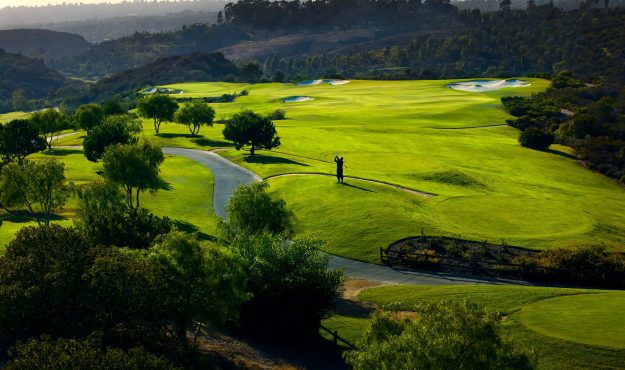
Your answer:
[334,155,344,183]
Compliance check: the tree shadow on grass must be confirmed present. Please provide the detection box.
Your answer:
[544,148,577,160]
[172,220,217,242]
[244,154,310,166]
[42,148,82,156]
[1,210,66,224]
[155,133,234,148]
[341,182,376,193]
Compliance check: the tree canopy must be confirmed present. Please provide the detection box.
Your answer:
[30,109,70,149]
[102,141,165,209]
[72,104,104,132]
[0,119,46,164]
[83,114,140,162]
[223,110,281,156]
[174,100,215,136]
[137,94,179,134]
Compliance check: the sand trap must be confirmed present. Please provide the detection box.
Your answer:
[297,79,323,86]
[448,79,530,92]
[296,79,351,86]
[284,96,314,103]
[144,87,157,93]
[325,79,351,85]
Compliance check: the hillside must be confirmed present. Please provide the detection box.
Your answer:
[0,49,66,112]
[88,52,240,100]
[0,29,90,66]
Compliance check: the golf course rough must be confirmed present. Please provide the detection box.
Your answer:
[5,79,625,265]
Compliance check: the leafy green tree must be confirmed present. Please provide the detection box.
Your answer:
[76,181,171,249]
[345,301,536,370]
[83,115,140,162]
[0,119,46,164]
[0,159,72,226]
[6,335,176,370]
[72,104,105,132]
[101,99,127,116]
[560,114,602,139]
[150,231,248,347]
[229,233,343,339]
[220,181,294,239]
[30,109,70,149]
[102,141,165,209]
[0,225,92,343]
[518,127,555,150]
[174,100,216,136]
[137,94,179,134]
[223,110,281,156]
[240,62,263,83]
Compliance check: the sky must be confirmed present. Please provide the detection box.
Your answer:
[1,0,124,6]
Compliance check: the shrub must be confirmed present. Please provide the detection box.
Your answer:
[229,233,343,339]
[345,302,536,370]
[6,334,176,370]
[76,182,171,249]
[269,109,286,120]
[518,127,554,150]
[219,182,294,239]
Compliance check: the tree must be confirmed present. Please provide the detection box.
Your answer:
[72,104,104,132]
[229,233,343,339]
[6,335,175,370]
[220,181,294,239]
[11,89,26,111]
[30,109,70,149]
[76,181,171,249]
[240,62,263,83]
[101,99,127,116]
[518,127,555,150]
[0,225,92,343]
[223,110,281,156]
[345,301,536,370]
[137,94,179,134]
[0,119,46,164]
[174,100,215,136]
[150,231,248,347]
[0,159,72,226]
[83,115,140,162]
[560,114,602,139]
[102,141,165,209]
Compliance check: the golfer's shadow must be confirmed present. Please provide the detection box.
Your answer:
[341,181,376,193]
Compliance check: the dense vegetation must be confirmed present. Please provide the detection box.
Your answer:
[0,49,66,113]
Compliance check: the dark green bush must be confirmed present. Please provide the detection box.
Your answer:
[518,127,554,150]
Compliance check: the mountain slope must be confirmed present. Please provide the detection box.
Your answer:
[0,29,90,59]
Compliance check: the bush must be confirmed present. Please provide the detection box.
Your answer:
[219,182,294,239]
[345,302,536,370]
[518,127,554,150]
[230,233,343,339]
[6,334,176,370]
[269,109,286,120]
[76,182,171,249]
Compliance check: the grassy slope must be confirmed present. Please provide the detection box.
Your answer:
[0,111,31,123]
[323,285,625,369]
[0,148,217,251]
[73,78,625,263]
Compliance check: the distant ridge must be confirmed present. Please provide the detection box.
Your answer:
[0,29,90,58]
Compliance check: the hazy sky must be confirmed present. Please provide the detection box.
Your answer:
[1,0,124,6]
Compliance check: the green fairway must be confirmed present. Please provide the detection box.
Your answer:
[323,284,625,369]
[0,111,30,123]
[10,78,625,263]
[140,79,625,262]
[0,148,216,251]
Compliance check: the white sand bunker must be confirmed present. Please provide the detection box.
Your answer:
[296,79,351,86]
[297,79,323,86]
[143,86,184,94]
[283,96,314,103]
[448,79,530,92]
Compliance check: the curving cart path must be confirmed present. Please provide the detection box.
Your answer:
[166,147,529,286]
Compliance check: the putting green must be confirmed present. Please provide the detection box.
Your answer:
[520,293,625,349]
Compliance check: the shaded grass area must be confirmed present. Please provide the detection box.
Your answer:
[0,149,217,252]
[322,284,625,369]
